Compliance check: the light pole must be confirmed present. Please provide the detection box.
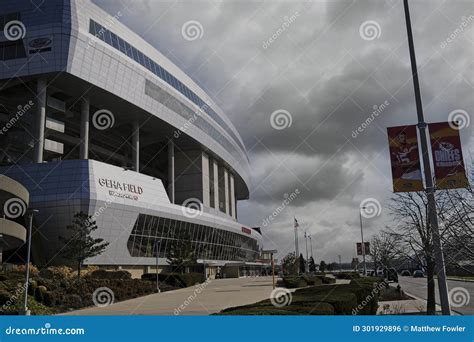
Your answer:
[359,207,367,276]
[338,254,342,272]
[304,232,309,273]
[403,0,450,315]
[22,209,38,316]
[154,239,162,293]
[309,235,313,259]
[271,252,275,289]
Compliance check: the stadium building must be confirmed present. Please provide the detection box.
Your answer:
[0,0,264,278]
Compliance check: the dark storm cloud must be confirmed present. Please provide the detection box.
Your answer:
[94,0,473,261]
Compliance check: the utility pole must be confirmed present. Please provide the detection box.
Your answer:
[403,0,450,315]
[359,208,367,276]
[309,234,313,259]
[338,254,342,272]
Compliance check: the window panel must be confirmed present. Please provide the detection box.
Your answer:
[118,37,127,53]
[110,32,119,49]
[137,51,145,66]
[124,41,133,58]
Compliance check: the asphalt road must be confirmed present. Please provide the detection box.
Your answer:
[397,276,474,315]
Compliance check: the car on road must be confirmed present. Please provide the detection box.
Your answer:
[413,270,424,278]
[400,270,411,276]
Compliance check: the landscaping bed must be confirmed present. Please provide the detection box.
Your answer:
[281,274,336,288]
[0,266,205,315]
[217,276,386,315]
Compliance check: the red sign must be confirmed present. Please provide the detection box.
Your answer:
[241,227,252,235]
[356,242,371,256]
[387,125,424,192]
[429,122,468,190]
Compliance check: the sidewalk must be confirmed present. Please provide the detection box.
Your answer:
[62,276,276,316]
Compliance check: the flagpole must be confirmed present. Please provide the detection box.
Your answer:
[294,217,299,275]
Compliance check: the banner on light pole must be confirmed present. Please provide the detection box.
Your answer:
[356,242,370,256]
[387,125,424,193]
[429,121,469,190]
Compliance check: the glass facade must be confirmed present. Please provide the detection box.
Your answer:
[127,214,260,262]
[88,19,246,156]
[0,12,26,61]
[144,79,243,164]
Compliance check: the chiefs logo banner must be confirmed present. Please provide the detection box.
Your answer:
[356,242,371,256]
[429,122,468,190]
[387,125,424,192]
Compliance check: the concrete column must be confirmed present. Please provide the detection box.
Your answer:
[80,98,90,159]
[213,160,219,210]
[132,121,139,172]
[168,139,175,203]
[230,173,236,219]
[34,78,47,163]
[224,168,229,215]
[202,152,210,207]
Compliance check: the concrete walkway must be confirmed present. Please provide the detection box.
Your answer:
[62,276,276,316]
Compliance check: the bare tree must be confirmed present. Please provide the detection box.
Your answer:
[388,187,473,315]
[370,231,403,271]
[438,189,473,267]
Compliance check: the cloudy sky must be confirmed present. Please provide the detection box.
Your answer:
[94,0,473,263]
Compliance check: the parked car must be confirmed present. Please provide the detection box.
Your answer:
[366,269,376,276]
[400,270,411,276]
[413,270,424,278]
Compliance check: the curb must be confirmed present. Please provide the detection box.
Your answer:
[402,289,462,316]
[446,277,474,283]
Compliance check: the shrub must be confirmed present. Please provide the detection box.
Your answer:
[34,286,47,303]
[39,266,74,280]
[292,291,357,315]
[220,299,336,315]
[0,290,12,305]
[88,270,132,280]
[334,272,360,280]
[28,280,37,296]
[219,303,335,315]
[81,265,99,278]
[302,275,322,286]
[0,271,26,281]
[282,276,307,288]
[16,264,39,276]
[350,277,384,287]
[312,275,336,284]
[294,283,380,315]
